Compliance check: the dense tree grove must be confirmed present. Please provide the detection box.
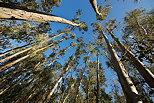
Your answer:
[0,0,154,103]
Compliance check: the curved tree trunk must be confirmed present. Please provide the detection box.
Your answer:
[107,29,154,88]
[0,3,79,26]
[89,0,101,16]
[101,32,142,103]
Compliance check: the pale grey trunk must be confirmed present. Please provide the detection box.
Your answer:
[96,51,100,103]
[89,0,101,16]
[0,38,66,71]
[46,77,63,100]
[46,64,71,101]
[0,43,32,58]
[0,46,33,63]
[0,32,65,70]
[0,3,79,26]
[102,32,142,103]
[107,29,154,88]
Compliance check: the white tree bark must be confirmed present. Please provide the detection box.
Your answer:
[0,3,79,26]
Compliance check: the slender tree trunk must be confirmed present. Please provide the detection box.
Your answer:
[0,46,33,63]
[46,45,82,101]
[0,32,65,58]
[96,51,100,103]
[75,71,84,103]
[0,32,65,64]
[63,94,69,103]
[0,75,23,95]
[46,56,74,101]
[0,3,79,26]
[0,38,67,71]
[46,64,71,101]
[101,32,142,103]
[107,29,154,88]
[47,77,63,99]
[0,43,32,58]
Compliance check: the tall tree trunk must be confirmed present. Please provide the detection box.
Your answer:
[96,51,100,103]
[0,3,79,26]
[107,29,154,88]
[47,77,63,100]
[0,38,67,71]
[0,46,33,63]
[75,70,85,103]
[0,43,32,58]
[62,94,69,103]
[101,32,142,103]
[46,57,73,101]
[0,32,65,64]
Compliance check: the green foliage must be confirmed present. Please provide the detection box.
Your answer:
[97,5,111,21]
[123,8,154,67]
[1,1,153,103]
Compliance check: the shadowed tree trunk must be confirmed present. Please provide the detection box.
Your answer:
[89,0,101,16]
[0,3,79,26]
[101,31,142,103]
[107,29,154,88]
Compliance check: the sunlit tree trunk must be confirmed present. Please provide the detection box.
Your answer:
[46,57,73,101]
[46,44,82,101]
[0,46,33,63]
[0,32,65,64]
[101,32,142,103]
[0,43,32,58]
[0,3,79,26]
[107,29,154,88]
[62,94,69,103]
[0,38,67,71]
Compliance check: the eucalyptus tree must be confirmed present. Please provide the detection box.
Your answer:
[123,8,154,66]
[91,22,142,103]
[0,37,78,103]
[121,61,154,103]
[0,31,68,64]
[0,35,72,71]
[88,35,104,103]
[44,37,88,102]
[0,3,79,26]
[105,19,154,88]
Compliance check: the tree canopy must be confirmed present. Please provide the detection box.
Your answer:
[0,0,154,103]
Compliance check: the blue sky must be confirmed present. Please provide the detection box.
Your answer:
[51,0,154,39]
[52,0,154,26]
